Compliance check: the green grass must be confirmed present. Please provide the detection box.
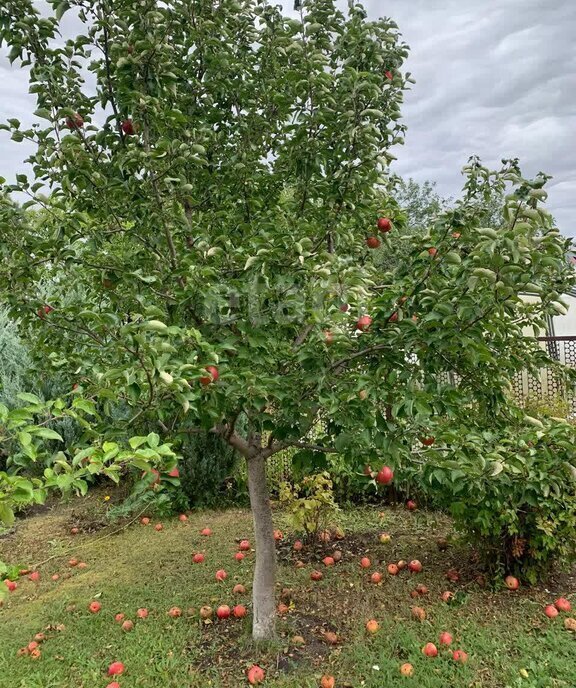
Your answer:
[0,496,575,687]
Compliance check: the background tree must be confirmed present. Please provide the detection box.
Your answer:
[0,0,574,640]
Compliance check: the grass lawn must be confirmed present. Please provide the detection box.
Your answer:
[0,493,575,688]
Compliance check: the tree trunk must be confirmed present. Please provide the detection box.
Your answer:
[246,453,276,641]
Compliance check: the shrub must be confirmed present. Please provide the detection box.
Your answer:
[279,472,339,542]
[176,432,243,508]
[523,393,570,420]
[411,419,576,583]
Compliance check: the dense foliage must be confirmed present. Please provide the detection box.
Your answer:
[1,0,575,633]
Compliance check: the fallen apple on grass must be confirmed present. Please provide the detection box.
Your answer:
[400,662,414,677]
[233,584,246,595]
[505,575,519,590]
[366,619,379,634]
[192,553,205,564]
[215,569,227,582]
[545,604,559,618]
[360,557,371,569]
[422,642,438,657]
[107,661,125,676]
[168,607,182,618]
[121,620,134,632]
[321,675,335,688]
[247,664,265,685]
[216,605,231,620]
[234,604,247,618]
[88,601,102,614]
[452,649,468,663]
[555,597,571,612]
[439,631,453,646]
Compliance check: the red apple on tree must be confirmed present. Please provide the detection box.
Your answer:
[377,216,392,232]
[356,315,372,331]
[366,236,381,249]
[65,112,84,129]
[375,466,393,485]
[121,118,135,135]
[200,365,219,386]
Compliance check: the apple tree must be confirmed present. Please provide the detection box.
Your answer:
[1,0,574,639]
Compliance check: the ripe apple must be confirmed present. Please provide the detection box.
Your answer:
[366,236,381,249]
[379,532,391,544]
[168,607,182,618]
[33,633,45,643]
[200,606,213,619]
[37,304,54,319]
[320,675,335,688]
[311,570,323,581]
[69,558,79,567]
[5,580,17,592]
[439,631,453,646]
[400,662,414,677]
[277,602,289,615]
[136,608,148,619]
[115,613,125,622]
[427,247,438,258]
[371,572,382,584]
[107,661,125,676]
[239,539,251,551]
[247,664,265,685]
[339,303,349,313]
[446,568,460,582]
[70,527,79,535]
[360,557,371,569]
[545,604,559,618]
[233,584,246,594]
[377,217,392,232]
[273,529,284,541]
[168,467,180,478]
[28,571,40,582]
[323,330,334,345]
[192,553,205,564]
[366,619,379,634]
[356,315,372,331]
[385,70,393,80]
[555,597,571,612]
[200,365,219,386]
[215,569,227,581]
[88,601,101,614]
[121,118,135,135]
[141,517,150,525]
[387,563,399,576]
[408,560,422,573]
[201,528,212,536]
[293,540,303,552]
[388,311,398,323]
[397,560,407,570]
[216,605,231,620]
[77,562,88,569]
[27,641,39,652]
[154,523,163,531]
[323,556,335,567]
[51,574,59,581]
[422,642,438,657]
[410,589,419,599]
[416,584,429,595]
[420,436,435,447]
[233,604,247,618]
[235,552,245,562]
[106,683,121,688]
[406,500,417,511]
[452,649,468,663]
[65,113,84,129]
[441,591,454,603]
[411,606,426,622]
[121,619,134,632]
[504,575,519,590]
[376,466,394,485]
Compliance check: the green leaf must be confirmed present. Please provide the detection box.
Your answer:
[33,108,52,121]
[31,428,64,441]
[0,503,15,526]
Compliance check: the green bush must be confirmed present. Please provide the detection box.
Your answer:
[411,419,576,583]
[176,432,244,508]
[279,472,340,541]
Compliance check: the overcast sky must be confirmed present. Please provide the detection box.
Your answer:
[1,1,575,235]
